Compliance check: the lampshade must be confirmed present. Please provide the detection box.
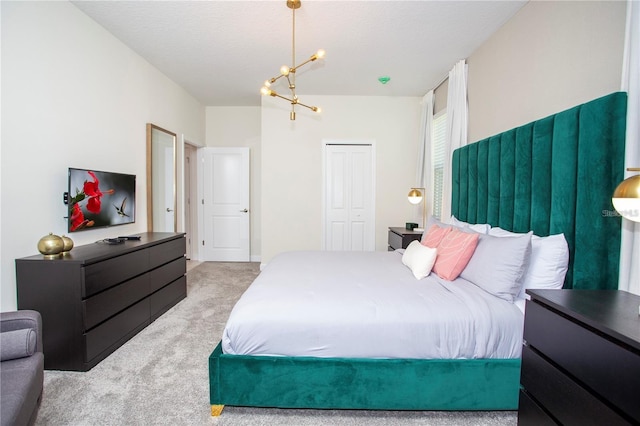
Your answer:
[612,168,640,222]
[407,188,423,205]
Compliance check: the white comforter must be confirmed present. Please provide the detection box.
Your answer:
[222,250,524,359]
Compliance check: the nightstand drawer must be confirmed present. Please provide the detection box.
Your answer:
[388,227,422,250]
[520,345,629,425]
[388,230,404,250]
[524,300,640,421]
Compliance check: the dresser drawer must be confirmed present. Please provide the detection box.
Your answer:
[517,389,556,426]
[83,273,150,330]
[520,345,629,425]
[84,298,150,363]
[524,300,640,421]
[84,249,149,297]
[149,237,185,269]
[150,276,186,320]
[149,257,186,293]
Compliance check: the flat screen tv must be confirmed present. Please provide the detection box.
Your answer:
[67,168,136,232]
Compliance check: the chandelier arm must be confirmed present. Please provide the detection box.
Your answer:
[271,92,295,103]
[296,101,319,112]
[269,74,285,84]
[292,56,316,73]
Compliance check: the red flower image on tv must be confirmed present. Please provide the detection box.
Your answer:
[83,171,115,214]
[69,202,95,231]
[68,170,114,231]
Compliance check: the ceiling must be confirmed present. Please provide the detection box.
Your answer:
[71,0,527,107]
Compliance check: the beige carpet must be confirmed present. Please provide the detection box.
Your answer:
[35,262,517,426]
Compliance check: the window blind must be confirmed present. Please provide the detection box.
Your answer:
[431,111,447,219]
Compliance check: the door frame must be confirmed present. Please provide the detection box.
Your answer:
[321,139,376,251]
[181,135,203,261]
[183,142,198,260]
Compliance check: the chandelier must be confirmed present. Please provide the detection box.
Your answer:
[260,0,325,120]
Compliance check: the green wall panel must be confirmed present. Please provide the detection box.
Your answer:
[476,139,489,224]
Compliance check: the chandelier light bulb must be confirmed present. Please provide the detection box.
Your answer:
[312,106,321,113]
[280,65,290,76]
[260,87,271,96]
[315,49,326,59]
[264,80,271,88]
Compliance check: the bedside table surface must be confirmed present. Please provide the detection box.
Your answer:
[389,227,423,236]
[527,289,640,351]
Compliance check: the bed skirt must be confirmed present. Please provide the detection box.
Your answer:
[209,342,520,411]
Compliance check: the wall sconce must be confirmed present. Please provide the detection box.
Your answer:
[612,167,640,222]
[408,188,427,231]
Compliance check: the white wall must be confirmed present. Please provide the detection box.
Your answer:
[205,107,262,261]
[261,95,422,265]
[1,1,205,311]
[467,0,626,142]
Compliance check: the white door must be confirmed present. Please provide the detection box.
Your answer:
[201,147,250,261]
[324,142,375,251]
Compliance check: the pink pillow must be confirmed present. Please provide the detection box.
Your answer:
[421,224,452,248]
[432,229,479,281]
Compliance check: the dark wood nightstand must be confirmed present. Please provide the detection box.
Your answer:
[519,289,640,425]
[388,227,422,251]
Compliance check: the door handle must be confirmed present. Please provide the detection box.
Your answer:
[166,208,174,212]
[240,209,249,213]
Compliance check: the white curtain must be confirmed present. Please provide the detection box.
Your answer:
[415,90,435,221]
[441,59,469,221]
[619,0,640,295]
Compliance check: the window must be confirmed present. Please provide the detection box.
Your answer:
[431,110,447,219]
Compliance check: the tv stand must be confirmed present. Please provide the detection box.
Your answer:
[16,232,186,371]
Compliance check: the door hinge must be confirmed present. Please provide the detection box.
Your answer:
[202,240,205,246]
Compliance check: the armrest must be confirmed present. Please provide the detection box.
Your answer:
[0,310,43,353]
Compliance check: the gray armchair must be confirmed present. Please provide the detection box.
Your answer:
[0,310,44,426]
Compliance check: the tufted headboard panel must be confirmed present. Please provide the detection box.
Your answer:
[452,92,627,290]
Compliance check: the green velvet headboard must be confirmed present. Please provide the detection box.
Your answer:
[452,92,627,290]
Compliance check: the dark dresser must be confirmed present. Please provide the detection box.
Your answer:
[519,289,640,425]
[16,232,186,371]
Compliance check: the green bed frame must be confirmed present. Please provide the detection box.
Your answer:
[209,342,520,413]
[209,92,627,415]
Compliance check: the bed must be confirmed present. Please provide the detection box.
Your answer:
[209,92,627,415]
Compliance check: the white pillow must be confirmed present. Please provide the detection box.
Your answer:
[460,232,532,302]
[402,240,438,279]
[488,227,569,298]
[488,227,521,237]
[450,215,491,234]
